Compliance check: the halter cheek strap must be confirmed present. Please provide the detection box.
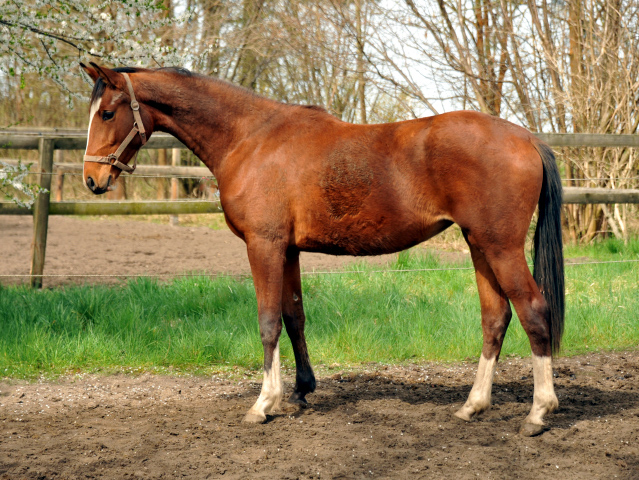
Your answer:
[83,72,147,174]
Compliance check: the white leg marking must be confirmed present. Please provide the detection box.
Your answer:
[524,354,558,426]
[455,354,496,421]
[244,342,282,423]
[83,98,101,186]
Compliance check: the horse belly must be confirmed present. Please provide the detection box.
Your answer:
[295,210,450,256]
[290,126,451,255]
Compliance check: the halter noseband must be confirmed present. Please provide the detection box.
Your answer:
[83,72,147,174]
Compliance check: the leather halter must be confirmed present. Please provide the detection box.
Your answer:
[83,72,147,174]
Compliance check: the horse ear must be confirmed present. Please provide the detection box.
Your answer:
[89,62,126,91]
[80,62,100,83]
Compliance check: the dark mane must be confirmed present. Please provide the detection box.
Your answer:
[88,65,327,114]
[157,66,193,77]
[89,67,141,106]
[88,66,193,106]
[299,104,328,113]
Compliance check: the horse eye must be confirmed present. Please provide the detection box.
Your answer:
[102,111,115,121]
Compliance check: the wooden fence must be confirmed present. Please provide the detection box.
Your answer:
[1,130,639,287]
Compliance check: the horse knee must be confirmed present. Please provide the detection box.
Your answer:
[259,314,282,345]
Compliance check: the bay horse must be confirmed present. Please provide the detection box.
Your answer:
[80,63,564,436]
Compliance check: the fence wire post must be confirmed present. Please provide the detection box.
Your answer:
[30,137,54,288]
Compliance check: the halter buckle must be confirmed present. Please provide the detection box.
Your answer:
[131,100,140,111]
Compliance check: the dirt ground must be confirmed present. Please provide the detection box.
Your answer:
[0,353,638,480]
[0,216,404,287]
[1,216,639,479]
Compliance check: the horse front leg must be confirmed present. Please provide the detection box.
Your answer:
[243,238,286,424]
[282,250,316,405]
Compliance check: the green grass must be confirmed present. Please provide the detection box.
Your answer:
[1,239,638,379]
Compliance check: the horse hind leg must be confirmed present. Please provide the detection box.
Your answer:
[281,250,316,405]
[455,244,512,422]
[486,249,559,436]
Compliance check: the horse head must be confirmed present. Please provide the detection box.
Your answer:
[80,63,151,194]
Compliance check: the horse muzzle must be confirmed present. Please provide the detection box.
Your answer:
[85,174,114,195]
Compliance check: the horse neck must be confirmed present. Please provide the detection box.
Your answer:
[143,74,279,177]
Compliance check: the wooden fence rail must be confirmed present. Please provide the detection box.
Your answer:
[1,159,212,178]
[0,133,185,150]
[1,130,638,287]
[0,200,223,216]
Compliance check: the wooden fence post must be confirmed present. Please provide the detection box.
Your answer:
[170,148,180,226]
[55,170,64,202]
[54,150,64,202]
[30,137,54,288]
[157,148,167,199]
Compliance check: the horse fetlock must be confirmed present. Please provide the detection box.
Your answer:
[259,385,283,414]
[296,374,316,394]
[542,393,559,413]
[244,396,281,423]
[245,378,283,422]
[269,391,283,413]
[532,389,559,414]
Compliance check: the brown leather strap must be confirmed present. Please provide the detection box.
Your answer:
[83,72,145,174]
[123,72,147,145]
[82,154,138,173]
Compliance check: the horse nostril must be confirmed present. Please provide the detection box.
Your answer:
[86,176,95,191]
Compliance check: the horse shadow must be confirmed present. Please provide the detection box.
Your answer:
[257,371,639,431]
[235,371,639,479]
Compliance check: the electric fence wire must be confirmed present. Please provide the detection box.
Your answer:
[1,257,637,280]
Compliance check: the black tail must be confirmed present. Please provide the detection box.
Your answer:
[532,141,565,355]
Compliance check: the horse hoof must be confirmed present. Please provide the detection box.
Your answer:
[453,412,473,423]
[520,422,547,437]
[243,412,267,424]
[288,392,309,406]
[453,406,475,422]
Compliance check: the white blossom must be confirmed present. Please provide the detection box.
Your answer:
[0,0,193,103]
[0,0,194,205]
[0,161,47,209]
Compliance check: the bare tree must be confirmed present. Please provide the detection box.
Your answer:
[369,0,639,241]
[170,0,401,123]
